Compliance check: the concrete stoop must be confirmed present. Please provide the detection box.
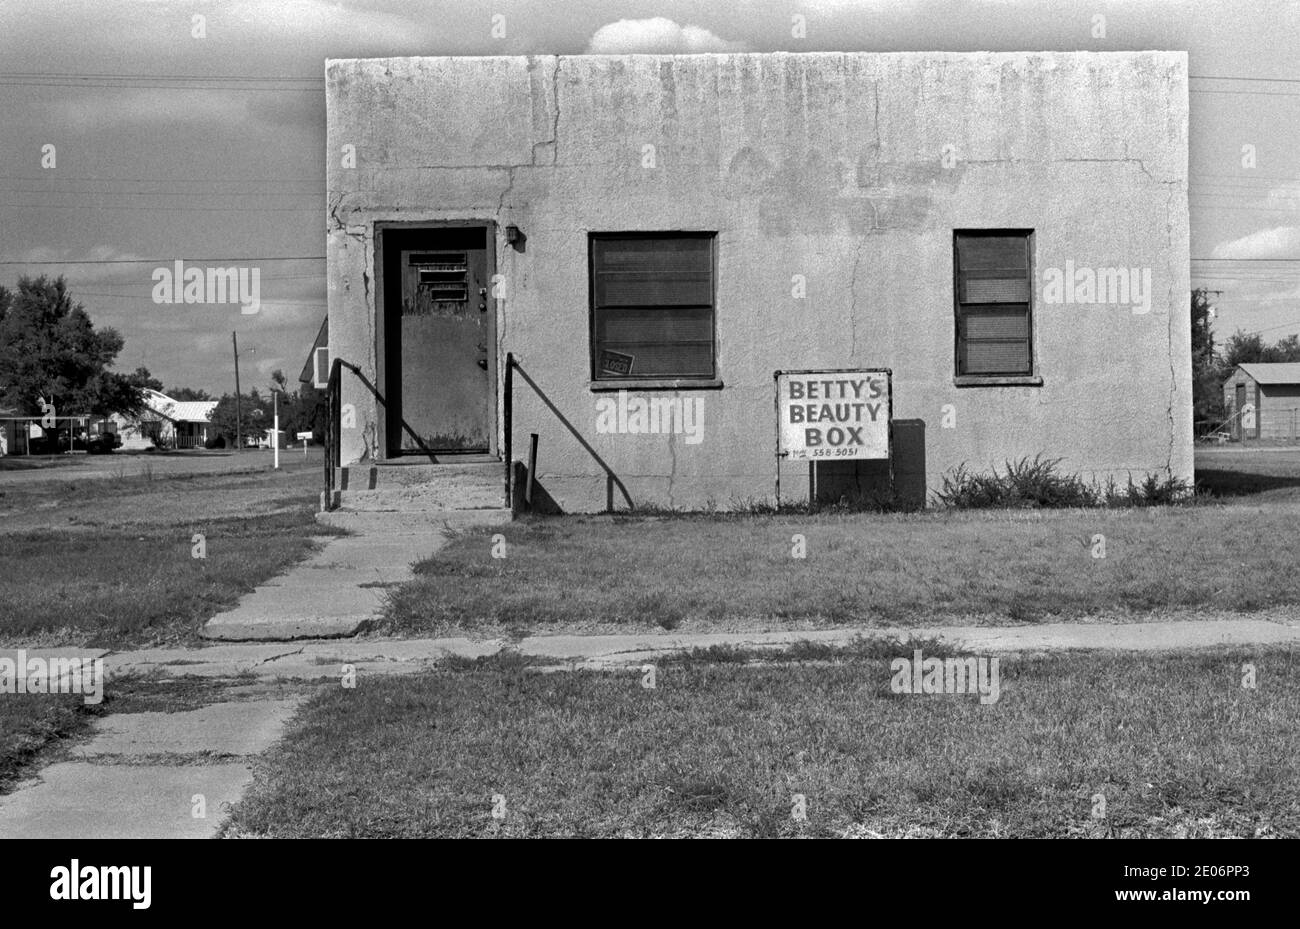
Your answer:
[315,508,512,533]
[320,459,512,523]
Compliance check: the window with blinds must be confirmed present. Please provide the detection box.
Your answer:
[590,233,716,380]
[954,231,1034,377]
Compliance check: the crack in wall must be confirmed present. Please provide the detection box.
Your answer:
[962,156,1160,179]
[529,56,561,166]
[849,238,866,359]
[497,166,517,214]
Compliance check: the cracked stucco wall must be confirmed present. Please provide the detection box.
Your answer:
[326,51,1192,511]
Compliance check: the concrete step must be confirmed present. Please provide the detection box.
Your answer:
[338,484,507,511]
[376,452,499,465]
[315,509,513,533]
[337,460,504,489]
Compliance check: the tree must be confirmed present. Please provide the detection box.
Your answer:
[0,275,144,417]
[1191,289,1225,425]
[264,369,305,439]
[1221,329,1300,368]
[126,366,164,392]
[169,386,212,401]
[210,389,267,446]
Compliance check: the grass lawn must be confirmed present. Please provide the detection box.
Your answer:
[379,447,1300,637]
[0,462,335,648]
[0,692,97,794]
[381,503,1300,636]
[1195,445,1300,503]
[225,644,1300,838]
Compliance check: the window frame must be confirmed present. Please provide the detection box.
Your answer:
[952,229,1042,387]
[588,231,722,391]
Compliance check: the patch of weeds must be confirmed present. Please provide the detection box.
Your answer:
[101,674,236,714]
[437,648,543,674]
[665,635,962,665]
[0,693,98,794]
[936,455,1194,509]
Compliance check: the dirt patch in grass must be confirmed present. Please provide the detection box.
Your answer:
[224,645,1300,838]
[100,674,247,714]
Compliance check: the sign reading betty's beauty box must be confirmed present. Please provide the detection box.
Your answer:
[776,369,891,460]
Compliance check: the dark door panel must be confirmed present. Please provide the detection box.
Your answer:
[382,226,492,455]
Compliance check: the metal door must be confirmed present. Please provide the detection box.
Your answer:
[393,227,491,452]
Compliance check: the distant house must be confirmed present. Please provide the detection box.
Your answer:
[0,406,15,455]
[1222,363,1300,441]
[112,388,219,450]
[299,315,329,389]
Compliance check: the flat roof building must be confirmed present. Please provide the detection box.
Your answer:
[324,50,1192,513]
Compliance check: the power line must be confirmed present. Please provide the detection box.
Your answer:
[1189,74,1300,84]
[0,71,320,82]
[0,256,324,265]
[0,175,324,183]
[0,202,322,213]
[0,187,322,196]
[76,291,326,305]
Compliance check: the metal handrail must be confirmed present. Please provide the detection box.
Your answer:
[326,353,635,513]
[322,356,441,511]
[504,352,634,512]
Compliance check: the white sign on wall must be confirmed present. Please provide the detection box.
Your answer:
[776,369,891,461]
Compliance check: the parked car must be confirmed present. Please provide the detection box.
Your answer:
[87,432,121,454]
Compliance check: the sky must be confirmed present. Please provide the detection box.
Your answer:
[0,0,1296,395]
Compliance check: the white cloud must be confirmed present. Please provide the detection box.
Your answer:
[585,18,749,54]
[1210,226,1300,260]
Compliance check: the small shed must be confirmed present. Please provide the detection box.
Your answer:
[1223,363,1300,441]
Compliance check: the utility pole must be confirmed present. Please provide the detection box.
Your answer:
[272,388,280,470]
[232,331,242,453]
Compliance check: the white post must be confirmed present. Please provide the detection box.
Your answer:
[273,391,280,470]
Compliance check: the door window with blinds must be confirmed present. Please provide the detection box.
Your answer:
[589,233,716,381]
[953,231,1034,377]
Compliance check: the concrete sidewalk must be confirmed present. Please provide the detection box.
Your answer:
[4,614,1298,838]
[119,614,1300,680]
[199,531,447,641]
[200,509,511,641]
[0,688,302,838]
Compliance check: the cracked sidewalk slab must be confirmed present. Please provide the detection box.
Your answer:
[0,763,254,839]
[101,617,1300,683]
[69,700,302,758]
[0,699,303,839]
[199,529,448,641]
